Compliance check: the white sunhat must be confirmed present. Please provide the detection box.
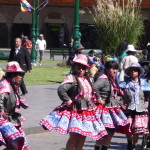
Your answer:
[125,44,137,52]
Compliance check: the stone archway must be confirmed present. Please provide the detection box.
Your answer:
[0,12,8,47]
[13,12,32,39]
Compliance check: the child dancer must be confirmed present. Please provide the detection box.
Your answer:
[0,62,29,150]
[94,61,130,150]
[40,54,107,150]
[119,63,150,150]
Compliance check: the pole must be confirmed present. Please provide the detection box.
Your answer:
[35,0,40,40]
[73,0,81,51]
[31,0,37,63]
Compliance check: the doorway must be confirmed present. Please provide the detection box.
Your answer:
[45,23,64,48]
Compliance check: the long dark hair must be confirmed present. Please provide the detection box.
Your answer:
[126,51,136,56]
[73,73,94,99]
[105,61,119,70]
[117,40,129,56]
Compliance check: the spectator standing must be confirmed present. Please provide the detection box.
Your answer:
[117,40,129,63]
[0,62,29,149]
[88,49,96,62]
[35,34,46,66]
[68,44,84,73]
[119,45,138,82]
[23,36,32,54]
[9,37,32,95]
[120,45,138,71]
[73,44,84,60]
[87,61,98,83]
[68,44,84,64]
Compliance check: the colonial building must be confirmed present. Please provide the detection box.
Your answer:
[0,0,150,48]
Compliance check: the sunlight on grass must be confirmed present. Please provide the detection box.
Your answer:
[41,60,60,64]
[24,65,70,85]
[0,60,7,63]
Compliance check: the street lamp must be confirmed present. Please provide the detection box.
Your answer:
[31,0,36,63]
[35,0,40,39]
[72,0,81,51]
[31,0,40,63]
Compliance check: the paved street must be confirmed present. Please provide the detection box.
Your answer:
[26,132,142,150]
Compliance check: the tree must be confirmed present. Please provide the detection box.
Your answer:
[92,0,144,55]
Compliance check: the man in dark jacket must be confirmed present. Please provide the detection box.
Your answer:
[9,37,32,95]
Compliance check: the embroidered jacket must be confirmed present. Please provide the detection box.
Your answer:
[118,78,150,112]
[57,74,96,110]
[93,74,124,107]
[0,78,27,125]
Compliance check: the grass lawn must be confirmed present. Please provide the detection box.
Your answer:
[0,60,70,85]
[25,65,70,85]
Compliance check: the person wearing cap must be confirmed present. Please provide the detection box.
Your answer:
[0,61,29,149]
[93,61,130,150]
[88,49,96,62]
[40,54,107,150]
[118,63,150,150]
[120,44,138,71]
[73,44,84,60]
[35,34,46,66]
[68,44,84,73]
[9,37,32,96]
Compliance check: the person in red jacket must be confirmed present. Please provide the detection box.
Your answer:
[23,36,32,54]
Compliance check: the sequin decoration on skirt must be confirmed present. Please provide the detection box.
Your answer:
[126,112,149,134]
[0,118,25,150]
[40,105,107,140]
[96,105,130,134]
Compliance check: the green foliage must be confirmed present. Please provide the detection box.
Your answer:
[93,0,144,55]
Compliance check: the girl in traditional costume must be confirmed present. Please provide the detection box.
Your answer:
[94,61,130,150]
[119,63,150,150]
[40,54,107,150]
[0,61,29,150]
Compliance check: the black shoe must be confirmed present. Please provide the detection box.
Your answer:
[101,145,108,150]
[94,145,100,150]
[132,145,139,150]
[127,140,133,150]
[94,145,108,150]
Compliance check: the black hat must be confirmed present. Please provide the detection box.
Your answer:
[76,44,84,50]
[89,49,95,54]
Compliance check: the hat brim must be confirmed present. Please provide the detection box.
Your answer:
[126,49,137,52]
[76,48,84,50]
[71,60,90,68]
[125,66,144,76]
